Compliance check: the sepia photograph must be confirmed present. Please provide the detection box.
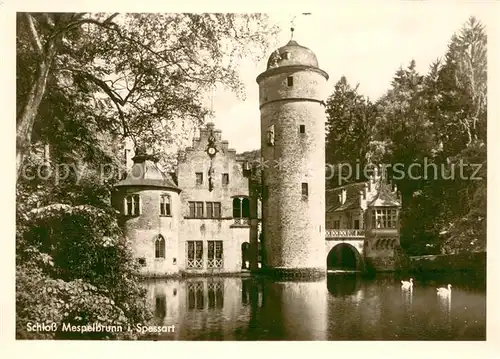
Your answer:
[8,1,497,349]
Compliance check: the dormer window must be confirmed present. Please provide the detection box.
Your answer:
[160,194,171,216]
[283,51,291,60]
[287,76,293,87]
[124,194,140,216]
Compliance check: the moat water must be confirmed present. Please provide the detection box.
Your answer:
[142,272,486,340]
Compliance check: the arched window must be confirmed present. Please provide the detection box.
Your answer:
[160,194,171,216]
[155,235,166,259]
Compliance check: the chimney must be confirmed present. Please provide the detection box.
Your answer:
[359,190,364,207]
[341,189,347,205]
[363,183,368,199]
[221,140,229,152]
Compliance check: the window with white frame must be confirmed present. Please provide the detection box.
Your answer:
[187,241,203,268]
[124,194,140,216]
[160,194,171,216]
[207,241,223,268]
[232,197,250,225]
[371,208,398,229]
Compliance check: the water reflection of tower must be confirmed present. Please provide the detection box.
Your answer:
[257,279,327,340]
[438,292,452,332]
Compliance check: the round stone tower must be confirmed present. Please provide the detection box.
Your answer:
[256,38,329,278]
[113,147,182,276]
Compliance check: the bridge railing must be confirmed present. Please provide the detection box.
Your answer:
[325,229,365,238]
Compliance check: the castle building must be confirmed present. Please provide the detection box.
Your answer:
[325,168,402,272]
[256,38,329,277]
[113,123,259,276]
[112,39,402,276]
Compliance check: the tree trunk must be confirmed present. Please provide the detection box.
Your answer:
[16,60,52,181]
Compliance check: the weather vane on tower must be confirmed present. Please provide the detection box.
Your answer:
[290,13,311,40]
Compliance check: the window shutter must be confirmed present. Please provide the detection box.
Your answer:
[138,195,142,215]
[123,197,127,215]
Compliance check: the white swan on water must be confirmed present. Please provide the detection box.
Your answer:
[437,284,452,296]
[401,278,413,290]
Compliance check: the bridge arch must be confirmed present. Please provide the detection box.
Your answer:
[326,243,365,271]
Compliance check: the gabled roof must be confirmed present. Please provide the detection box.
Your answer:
[368,180,400,207]
[326,179,401,213]
[326,182,365,213]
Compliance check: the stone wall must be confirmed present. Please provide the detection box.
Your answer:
[113,186,181,276]
[178,219,249,274]
[177,123,251,274]
[258,68,328,273]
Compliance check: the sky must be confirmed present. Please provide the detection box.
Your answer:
[206,3,493,153]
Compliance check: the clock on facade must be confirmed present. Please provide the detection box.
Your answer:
[207,147,216,155]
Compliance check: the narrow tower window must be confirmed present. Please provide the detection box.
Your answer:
[287,76,293,87]
[299,125,305,134]
[160,194,171,216]
[301,183,308,199]
[222,173,229,185]
[267,125,275,146]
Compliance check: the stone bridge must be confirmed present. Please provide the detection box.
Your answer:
[325,229,366,271]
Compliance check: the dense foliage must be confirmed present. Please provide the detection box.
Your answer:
[325,17,487,255]
[16,12,277,339]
